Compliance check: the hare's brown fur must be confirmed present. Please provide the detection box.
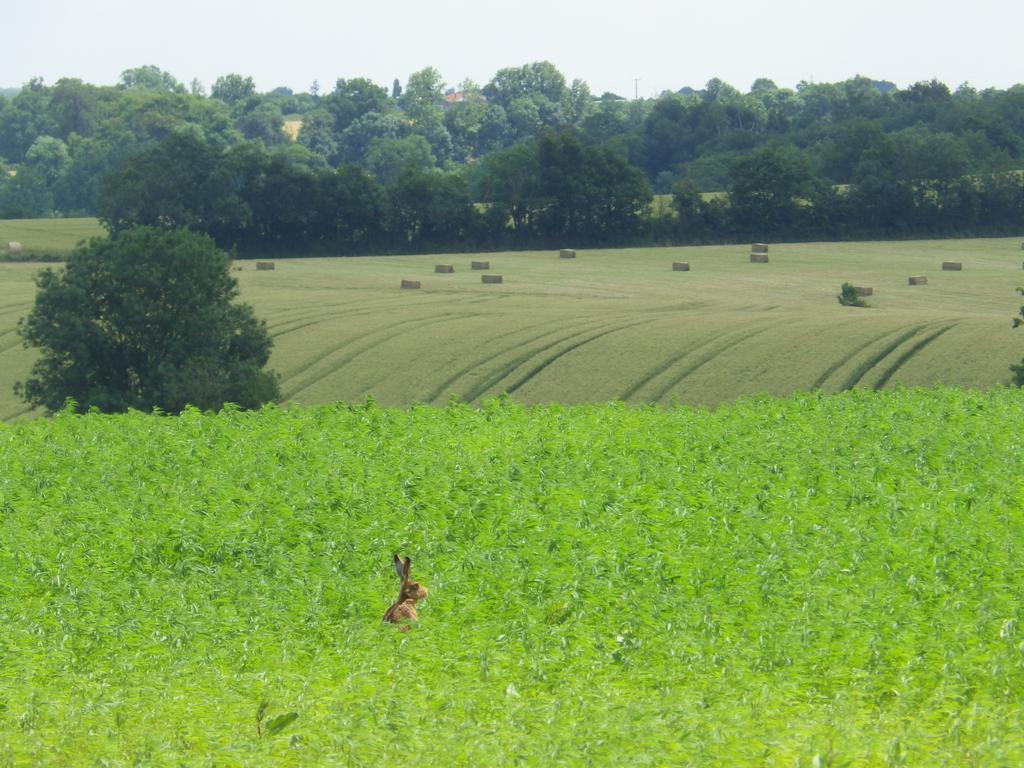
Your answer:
[384,554,428,630]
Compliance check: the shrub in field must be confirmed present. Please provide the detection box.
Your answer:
[1012,287,1024,385]
[15,226,279,413]
[837,281,868,307]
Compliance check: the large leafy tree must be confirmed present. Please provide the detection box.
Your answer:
[16,226,279,414]
[728,144,815,236]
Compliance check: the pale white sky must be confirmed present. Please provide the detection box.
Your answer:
[3,0,1022,96]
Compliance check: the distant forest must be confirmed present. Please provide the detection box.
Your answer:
[2,63,1023,252]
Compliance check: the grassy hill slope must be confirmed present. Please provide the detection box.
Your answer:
[1,236,1022,420]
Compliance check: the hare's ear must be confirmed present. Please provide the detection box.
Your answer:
[393,554,406,581]
[402,556,412,580]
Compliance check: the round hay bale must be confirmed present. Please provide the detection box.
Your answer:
[672,262,690,271]
[749,253,769,263]
[941,261,962,271]
[255,261,275,271]
[853,286,873,297]
[471,260,490,270]
[908,275,928,285]
[7,241,22,254]
[435,264,455,274]
[400,279,421,289]
[481,274,503,284]
[559,249,576,259]
[751,243,769,254]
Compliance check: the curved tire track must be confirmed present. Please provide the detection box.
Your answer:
[811,328,906,391]
[840,324,931,391]
[420,319,572,404]
[283,312,479,401]
[620,331,737,401]
[462,317,626,403]
[505,318,656,395]
[872,323,959,390]
[648,324,776,403]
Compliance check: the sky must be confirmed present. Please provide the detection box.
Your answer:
[3,0,1023,97]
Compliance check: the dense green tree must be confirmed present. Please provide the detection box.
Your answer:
[337,111,406,164]
[16,226,279,413]
[97,130,234,235]
[444,97,501,161]
[728,144,815,235]
[473,141,542,234]
[671,179,708,239]
[120,65,185,93]
[296,108,339,163]
[53,135,123,214]
[389,171,476,249]
[211,74,257,107]
[313,165,389,252]
[400,67,445,122]
[49,78,100,138]
[323,78,392,133]
[535,129,652,243]
[0,79,55,162]
[236,101,287,146]
[364,135,435,185]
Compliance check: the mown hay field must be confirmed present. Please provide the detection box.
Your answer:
[1,236,1022,421]
[1,389,1022,764]
[0,217,105,259]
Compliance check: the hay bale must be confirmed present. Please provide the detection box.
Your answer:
[853,286,873,297]
[908,275,928,286]
[941,261,962,271]
[435,264,455,273]
[400,279,421,289]
[7,242,22,254]
[255,261,275,271]
[471,260,490,270]
[749,253,769,263]
[672,261,690,271]
[751,243,769,254]
[481,274,503,284]
[559,249,576,259]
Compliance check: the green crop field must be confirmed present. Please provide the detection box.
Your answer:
[1,389,1022,764]
[1,236,1023,422]
[0,217,106,259]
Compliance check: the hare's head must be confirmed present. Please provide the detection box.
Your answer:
[394,554,428,602]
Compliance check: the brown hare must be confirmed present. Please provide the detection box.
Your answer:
[383,554,428,631]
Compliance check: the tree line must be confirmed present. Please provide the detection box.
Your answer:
[2,64,1024,249]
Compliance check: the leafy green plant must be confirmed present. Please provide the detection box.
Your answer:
[837,282,868,307]
[1011,287,1024,385]
[0,390,1021,764]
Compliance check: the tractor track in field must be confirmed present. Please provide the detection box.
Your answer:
[618,329,743,402]
[267,298,435,337]
[811,328,907,391]
[461,317,629,404]
[279,313,455,389]
[1,403,37,422]
[418,318,571,404]
[840,324,932,391]
[0,336,23,354]
[283,312,480,401]
[648,323,777,403]
[267,294,494,338]
[872,323,959,390]
[505,318,656,395]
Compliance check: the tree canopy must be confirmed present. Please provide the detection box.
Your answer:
[17,226,279,414]
[2,64,1024,248]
